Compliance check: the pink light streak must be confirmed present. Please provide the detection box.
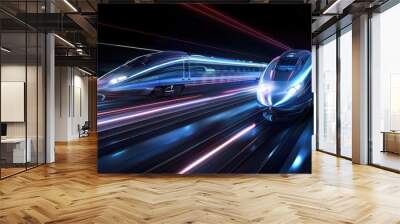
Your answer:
[222,85,257,94]
[182,4,291,51]
[98,89,252,127]
[178,123,256,174]
[98,95,201,116]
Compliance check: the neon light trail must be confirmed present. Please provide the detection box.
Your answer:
[97,4,312,174]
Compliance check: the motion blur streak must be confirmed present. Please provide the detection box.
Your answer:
[117,56,266,82]
[98,89,253,126]
[223,86,257,94]
[98,22,258,58]
[98,95,201,116]
[178,123,256,174]
[182,4,291,50]
[98,42,161,52]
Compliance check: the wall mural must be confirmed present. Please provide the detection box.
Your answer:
[97,4,312,174]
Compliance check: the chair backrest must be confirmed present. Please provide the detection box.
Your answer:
[82,121,90,129]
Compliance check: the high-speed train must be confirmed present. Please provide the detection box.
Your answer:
[98,51,268,100]
[257,50,312,116]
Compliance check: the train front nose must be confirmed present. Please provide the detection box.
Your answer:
[257,83,272,106]
[257,82,289,107]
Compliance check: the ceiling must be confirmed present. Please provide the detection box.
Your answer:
[0,0,390,72]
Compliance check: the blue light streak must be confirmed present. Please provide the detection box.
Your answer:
[111,150,125,158]
[290,154,303,170]
[273,65,311,107]
[105,55,268,86]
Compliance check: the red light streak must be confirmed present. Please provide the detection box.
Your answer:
[98,22,260,58]
[182,4,291,51]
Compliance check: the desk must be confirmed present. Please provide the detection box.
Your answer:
[1,138,31,163]
[382,131,400,154]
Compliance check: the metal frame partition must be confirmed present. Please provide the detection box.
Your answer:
[315,24,353,161]
[336,28,341,158]
[339,24,353,160]
[367,0,400,173]
[0,0,47,180]
[316,0,400,172]
[315,32,338,157]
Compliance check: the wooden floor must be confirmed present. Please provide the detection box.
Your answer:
[1,136,400,223]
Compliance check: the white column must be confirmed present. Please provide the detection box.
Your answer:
[312,45,317,151]
[46,32,55,163]
[45,0,55,163]
[54,67,74,141]
[352,14,369,164]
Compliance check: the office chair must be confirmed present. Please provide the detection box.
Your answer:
[79,121,90,138]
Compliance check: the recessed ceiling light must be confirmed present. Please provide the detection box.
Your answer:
[1,47,11,53]
[322,0,354,15]
[63,0,78,12]
[78,67,93,76]
[54,34,75,48]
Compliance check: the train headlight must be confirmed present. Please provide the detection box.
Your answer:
[109,76,127,85]
[287,83,302,96]
[257,90,266,106]
[257,83,273,106]
[260,83,272,93]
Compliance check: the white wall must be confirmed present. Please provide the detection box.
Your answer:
[1,63,46,164]
[55,66,70,141]
[1,64,26,139]
[55,67,89,141]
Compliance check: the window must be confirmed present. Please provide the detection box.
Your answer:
[370,3,400,171]
[0,1,46,179]
[317,36,337,154]
[339,28,352,158]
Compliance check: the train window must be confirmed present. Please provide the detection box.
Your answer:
[276,65,295,72]
[275,57,298,72]
[125,55,148,67]
[190,66,206,72]
[270,57,297,81]
[272,71,292,81]
[278,56,298,66]
[124,63,184,86]
[157,64,183,74]
[125,52,186,68]
[156,64,185,83]
[189,63,219,77]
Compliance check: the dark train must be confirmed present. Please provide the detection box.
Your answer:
[257,50,312,117]
[98,51,268,101]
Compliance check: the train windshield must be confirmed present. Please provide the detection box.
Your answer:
[125,51,187,67]
[272,56,298,81]
[124,56,147,67]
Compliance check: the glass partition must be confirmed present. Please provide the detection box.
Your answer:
[339,28,352,158]
[0,1,46,179]
[317,36,337,154]
[1,31,28,177]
